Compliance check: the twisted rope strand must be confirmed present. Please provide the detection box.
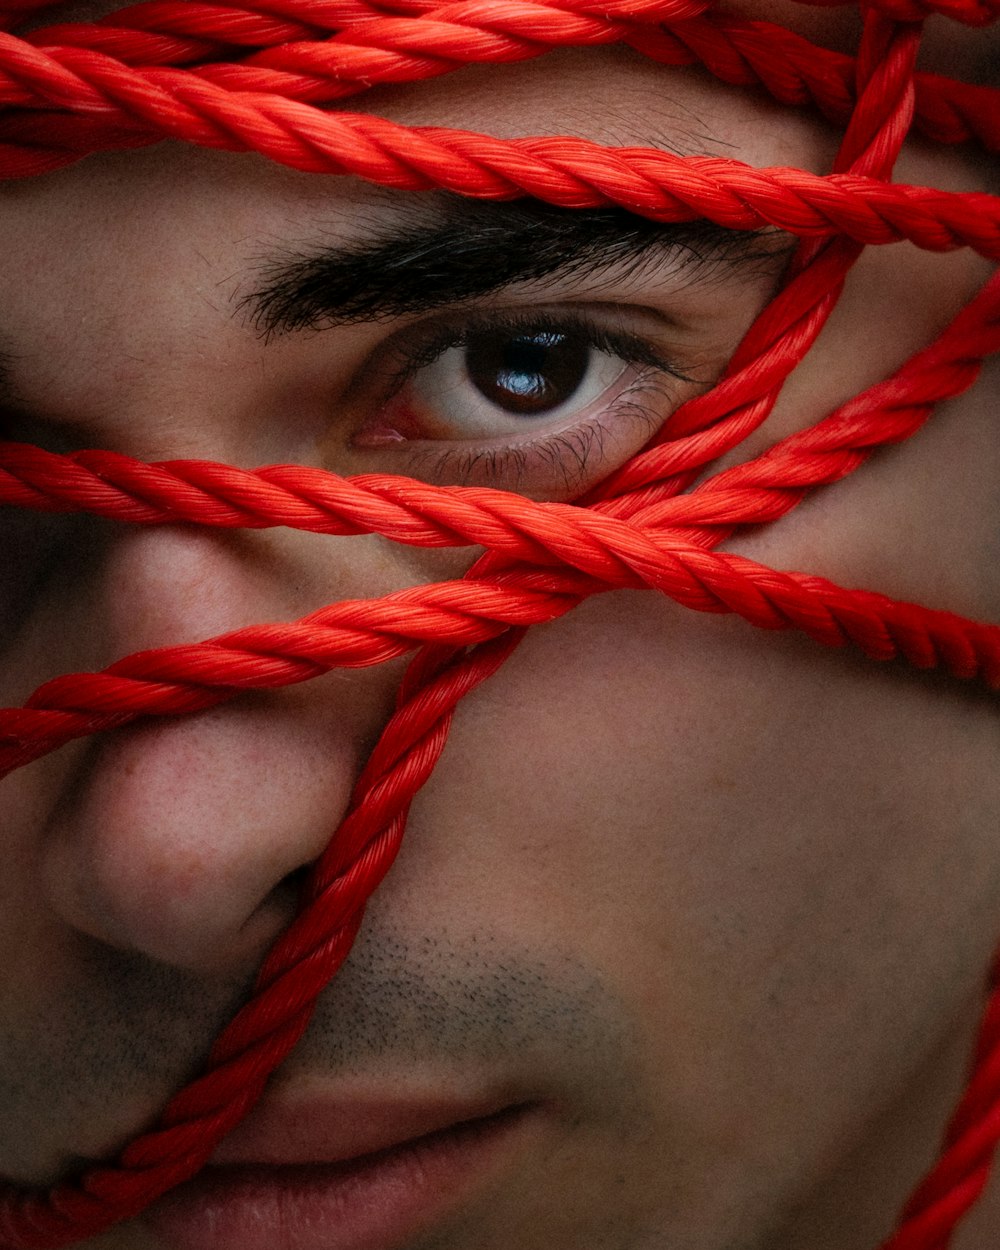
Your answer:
[886,970,1000,1248]
[625,268,1000,536]
[4,5,995,152]
[2,544,997,784]
[591,5,920,509]
[0,47,997,254]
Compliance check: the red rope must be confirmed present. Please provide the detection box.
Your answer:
[9,7,996,151]
[0,1,997,1248]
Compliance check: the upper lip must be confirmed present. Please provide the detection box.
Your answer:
[208,1086,522,1167]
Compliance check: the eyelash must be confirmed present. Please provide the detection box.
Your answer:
[364,307,695,492]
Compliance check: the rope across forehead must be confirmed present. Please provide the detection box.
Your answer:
[0,1,997,1247]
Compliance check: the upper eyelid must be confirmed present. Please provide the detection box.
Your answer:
[367,305,697,401]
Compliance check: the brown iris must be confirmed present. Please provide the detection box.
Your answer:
[464,329,590,416]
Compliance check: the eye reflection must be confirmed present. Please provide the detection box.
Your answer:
[465,329,590,416]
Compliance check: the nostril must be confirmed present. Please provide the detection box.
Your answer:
[275,864,312,907]
[236,863,320,955]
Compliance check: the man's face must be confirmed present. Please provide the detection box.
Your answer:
[0,7,998,1249]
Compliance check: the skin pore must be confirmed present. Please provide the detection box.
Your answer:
[0,4,998,1249]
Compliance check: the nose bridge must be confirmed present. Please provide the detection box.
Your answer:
[41,518,405,972]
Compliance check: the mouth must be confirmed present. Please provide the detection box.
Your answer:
[143,1099,539,1250]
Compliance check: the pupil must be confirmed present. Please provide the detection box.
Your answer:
[465,330,589,416]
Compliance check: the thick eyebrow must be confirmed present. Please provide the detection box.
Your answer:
[240,198,786,338]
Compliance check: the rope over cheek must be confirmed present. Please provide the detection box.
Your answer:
[0,1,997,1248]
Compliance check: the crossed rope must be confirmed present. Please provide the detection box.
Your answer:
[0,1,997,1248]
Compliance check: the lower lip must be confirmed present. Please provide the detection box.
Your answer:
[144,1104,534,1250]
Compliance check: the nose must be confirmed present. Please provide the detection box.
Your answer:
[40,523,404,972]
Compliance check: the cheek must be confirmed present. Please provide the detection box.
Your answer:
[0,770,59,985]
[388,587,1000,1160]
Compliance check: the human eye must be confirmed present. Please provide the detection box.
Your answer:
[346,306,699,499]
